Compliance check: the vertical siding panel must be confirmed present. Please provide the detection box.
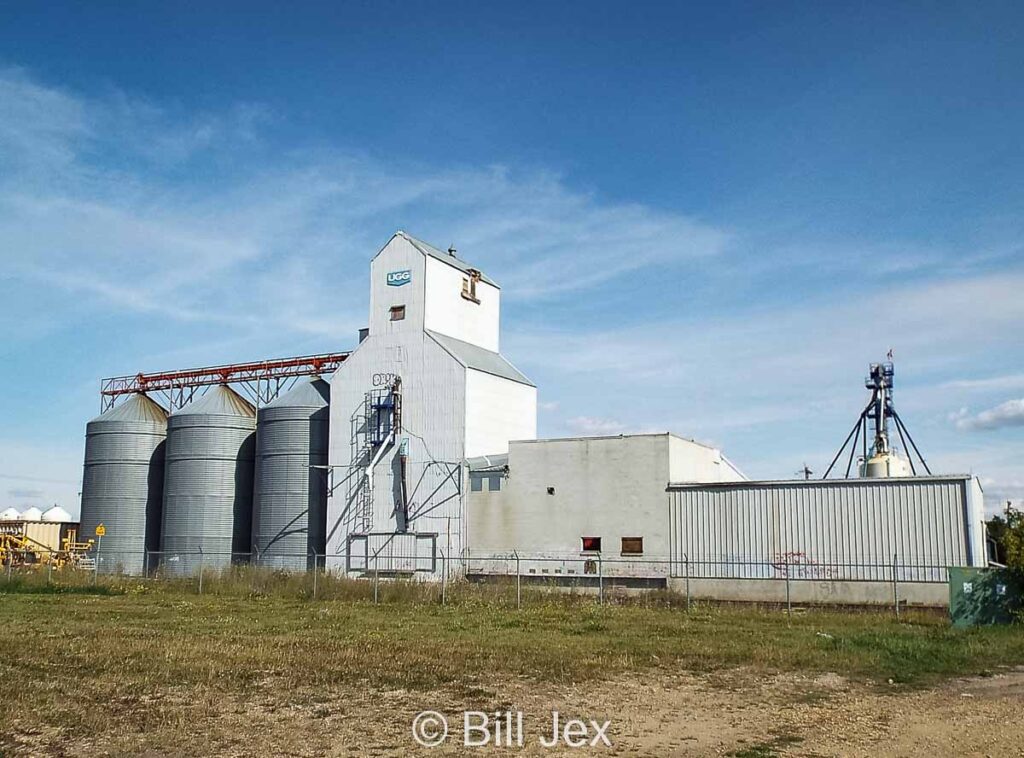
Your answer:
[666,478,973,583]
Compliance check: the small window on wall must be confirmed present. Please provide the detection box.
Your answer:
[581,537,601,553]
[487,475,502,492]
[389,305,406,321]
[621,537,643,555]
[461,270,481,303]
[470,476,483,492]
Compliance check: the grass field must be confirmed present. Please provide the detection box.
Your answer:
[1,569,1022,756]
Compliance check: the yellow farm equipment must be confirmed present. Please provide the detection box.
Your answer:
[0,524,94,569]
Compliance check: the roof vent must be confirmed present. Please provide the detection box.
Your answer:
[447,245,457,257]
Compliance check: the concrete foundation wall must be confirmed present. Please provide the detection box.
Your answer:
[667,577,949,607]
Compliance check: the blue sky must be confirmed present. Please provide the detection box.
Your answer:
[1,2,1022,516]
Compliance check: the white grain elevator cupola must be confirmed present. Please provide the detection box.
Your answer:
[326,232,537,575]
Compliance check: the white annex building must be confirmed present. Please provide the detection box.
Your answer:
[326,232,537,573]
[466,433,746,581]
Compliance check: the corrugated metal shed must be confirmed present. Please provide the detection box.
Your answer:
[667,476,986,583]
[161,385,255,576]
[252,378,329,570]
[427,331,534,386]
[80,393,168,575]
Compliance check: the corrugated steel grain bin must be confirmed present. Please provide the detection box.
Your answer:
[160,385,255,576]
[667,476,986,583]
[252,378,329,570]
[80,393,167,575]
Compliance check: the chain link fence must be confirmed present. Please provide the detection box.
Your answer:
[1,544,956,616]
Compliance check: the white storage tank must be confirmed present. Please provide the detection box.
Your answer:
[42,506,72,523]
[860,452,913,478]
[160,385,256,576]
[0,508,20,521]
[20,507,42,522]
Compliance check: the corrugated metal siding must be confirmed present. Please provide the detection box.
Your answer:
[668,478,975,582]
[22,522,64,553]
[80,394,167,575]
[161,387,255,576]
[327,325,466,573]
[252,379,329,571]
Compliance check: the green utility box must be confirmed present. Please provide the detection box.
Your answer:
[949,567,1023,628]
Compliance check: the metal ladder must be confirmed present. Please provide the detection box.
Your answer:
[354,382,402,533]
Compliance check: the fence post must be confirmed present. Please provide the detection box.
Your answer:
[198,547,204,596]
[374,554,380,604]
[311,551,319,600]
[93,535,102,585]
[598,553,604,606]
[892,552,900,621]
[6,555,11,583]
[441,551,447,606]
[251,548,258,594]
[685,554,691,612]
[144,549,149,579]
[47,557,53,585]
[785,556,792,618]
[515,551,521,610]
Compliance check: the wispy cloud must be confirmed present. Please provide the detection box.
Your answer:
[0,67,739,513]
[941,374,1024,392]
[7,488,43,499]
[0,443,82,514]
[951,399,1024,431]
[565,416,629,435]
[511,268,1024,390]
[979,477,1024,513]
[512,266,1024,511]
[0,68,732,351]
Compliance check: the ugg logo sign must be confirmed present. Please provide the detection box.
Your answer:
[387,270,412,286]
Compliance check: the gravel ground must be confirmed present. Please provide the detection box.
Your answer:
[8,667,1022,756]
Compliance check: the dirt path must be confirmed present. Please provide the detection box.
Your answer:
[7,667,1024,756]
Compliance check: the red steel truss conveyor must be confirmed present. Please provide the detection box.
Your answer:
[100,352,350,411]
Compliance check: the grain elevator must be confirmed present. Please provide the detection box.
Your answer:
[325,232,537,575]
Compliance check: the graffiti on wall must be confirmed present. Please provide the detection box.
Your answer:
[770,551,838,580]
